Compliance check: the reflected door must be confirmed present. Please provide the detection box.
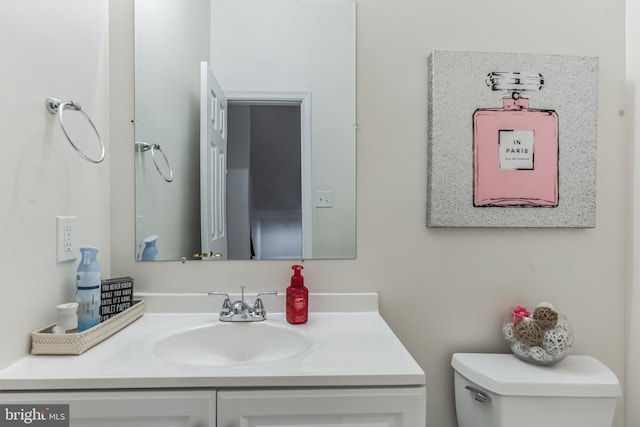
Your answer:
[200,61,228,259]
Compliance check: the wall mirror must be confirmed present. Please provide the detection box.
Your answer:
[134,0,356,261]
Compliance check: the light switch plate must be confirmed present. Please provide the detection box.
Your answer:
[56,216,77,263]
[314,191,333,208]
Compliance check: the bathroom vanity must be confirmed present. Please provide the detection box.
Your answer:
[0,293,426,426]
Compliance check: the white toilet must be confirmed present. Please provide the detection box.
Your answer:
[452,353,621,427]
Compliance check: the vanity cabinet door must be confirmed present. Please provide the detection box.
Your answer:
[0,390,215,427]
[217,387,426,427]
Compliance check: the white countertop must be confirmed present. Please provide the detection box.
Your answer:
[0,293,425,391]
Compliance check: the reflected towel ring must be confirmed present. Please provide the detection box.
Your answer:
[135,140,174,182]
[46,96,105,163]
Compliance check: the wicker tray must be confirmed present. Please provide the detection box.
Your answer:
[31,300,145,355]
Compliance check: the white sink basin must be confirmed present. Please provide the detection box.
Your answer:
[153,321,312,366]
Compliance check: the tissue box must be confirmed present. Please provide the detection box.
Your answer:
[100,276,134,322]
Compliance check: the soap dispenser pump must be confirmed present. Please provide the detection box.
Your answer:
[286,264,308,324]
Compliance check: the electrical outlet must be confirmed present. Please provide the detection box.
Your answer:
[56,216,77,263]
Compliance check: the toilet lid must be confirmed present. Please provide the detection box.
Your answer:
[451,353,621,397]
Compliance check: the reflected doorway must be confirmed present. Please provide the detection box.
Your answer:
[226,101,305,259]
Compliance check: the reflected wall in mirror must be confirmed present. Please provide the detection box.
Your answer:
[134,0,356,261]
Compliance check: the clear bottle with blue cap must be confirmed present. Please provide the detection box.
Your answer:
[76,246,101,331]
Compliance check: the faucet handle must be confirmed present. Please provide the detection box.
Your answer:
[256,291,277,299]
[253,291,277,314]
[208,291,231,314]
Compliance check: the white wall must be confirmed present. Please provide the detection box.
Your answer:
[0,1,111,367]
[626,0,640,424]
[111,1,628,426]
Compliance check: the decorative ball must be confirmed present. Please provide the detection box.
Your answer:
[543,328,573,357]
[556,319,570,331]
[533,306,559,330]
[529,346,553,363]
[502,323,515,342]
[514,319,543,346]
[511,340,530,358]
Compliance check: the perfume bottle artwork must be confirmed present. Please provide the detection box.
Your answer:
[473,72,559,207]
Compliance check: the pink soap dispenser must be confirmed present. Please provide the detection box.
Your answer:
[286,265,308,324]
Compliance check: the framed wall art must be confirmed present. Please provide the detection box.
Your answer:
[427,50,598,228]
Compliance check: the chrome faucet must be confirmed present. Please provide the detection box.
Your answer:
[208,286,277,322]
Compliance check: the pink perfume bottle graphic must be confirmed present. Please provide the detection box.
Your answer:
[473,72,558,207]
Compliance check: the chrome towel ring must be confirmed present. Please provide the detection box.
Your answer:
[46,96,105,164]
[135,141,174,183]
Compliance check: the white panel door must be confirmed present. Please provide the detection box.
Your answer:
[217,387,426,427]
[200,61,228,259]
[0,390,216,427]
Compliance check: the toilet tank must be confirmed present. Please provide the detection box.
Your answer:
[451,353,621,427]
